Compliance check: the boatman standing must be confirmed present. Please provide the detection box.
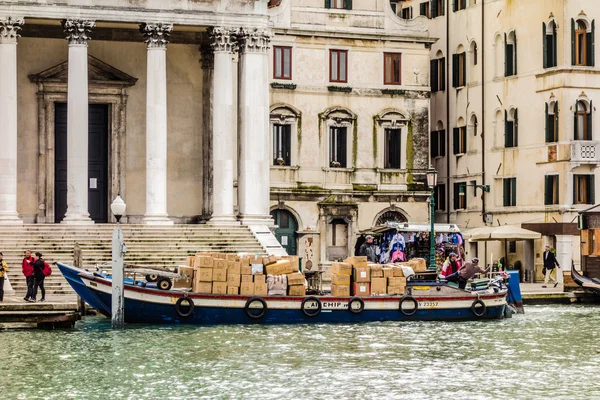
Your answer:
[542,245,560,288]
[446,258,489,290]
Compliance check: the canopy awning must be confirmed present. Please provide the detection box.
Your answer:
[361,222,461,235]
[463,225,541,242]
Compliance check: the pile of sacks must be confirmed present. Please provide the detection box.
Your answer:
[330,256,427,296]
[174,253,305,296]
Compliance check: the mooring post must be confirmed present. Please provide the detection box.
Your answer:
[110,195,127,329]
[73,243,86,315]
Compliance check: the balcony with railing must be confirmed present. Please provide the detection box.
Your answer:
[571,141,600,163]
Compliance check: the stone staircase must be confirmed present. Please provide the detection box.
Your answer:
[0,224,267,295]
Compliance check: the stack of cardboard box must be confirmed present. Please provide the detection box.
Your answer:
[330,262,352,296]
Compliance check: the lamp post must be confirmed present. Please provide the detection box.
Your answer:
[426,168,438,271]
[110,194,127,329]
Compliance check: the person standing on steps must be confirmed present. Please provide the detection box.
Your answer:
[542,245,560,288]
[0,252,8,302]
[22,250,35,302]
[31,252,47,303]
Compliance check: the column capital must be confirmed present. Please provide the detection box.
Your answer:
[199,44,214,69]
[237,28,272,54]
[208,27,238,53]
[140,22,173,49]
[61,19,95,45]
[0,17,24,44]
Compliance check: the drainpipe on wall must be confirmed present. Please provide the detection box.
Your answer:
[481,0,486,225]
[446,0,451,224]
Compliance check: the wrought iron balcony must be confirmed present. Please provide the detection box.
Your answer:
[571,141,600,163]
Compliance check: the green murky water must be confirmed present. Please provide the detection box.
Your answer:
[2,305,599,400]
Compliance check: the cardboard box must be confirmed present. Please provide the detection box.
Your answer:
[194,256,213,268]
[387,286,405,295]
[197,268,213,282]
[352,282,371,296]
[281,255,300,271]
[240,281,255,295]
[409,258,427,272]
[226,254,238,261]
[193,281,212,294]
[262,255,279,266]
[227,261,241,275]
[212,267,228,282]
[382,267,394,278]
[265,260,294,275]
[241,274,253,283]
[370,265,383,278]
[331,284,350,297]
[178,266,195,279]
[287,272,305,286]
[392,266,405,277]
[371,278,387,295]
[254,280,268,296]
[248,256,263,265]
[212,253,226,259]
[214,259,227,269]
[353,266,371,283]
[331,262,352,276]
[288,285,305,296]
[227,273,241,287]
[186,256,194,267]
[173,277,193,289]
[253,274,266,283]
[241,265,252,275]
[344,256,368,269]
[388,277,407,287]
[212,281,227,295]
[251,264,264,275]
[331,273,351,286]
[227,286,239,295]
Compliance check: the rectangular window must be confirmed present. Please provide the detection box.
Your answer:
[273,46,292,80]
[574,175,595,205]
[332,0,345,9]
[453,182,467,210]
[434,184,446,211]
[545,103,558,143]
[430,58,446,92]
[273,124,291,166]
[384,128,402,169]
[329,126,347,168]
[471,180,477,198]
[452,52,466,87]
[503,177,517,207]
[453,0,466,11]
[430,129,446,157]
[401,7,412,19]
[384,53,402,85]
[431,0,445,18]
[505,32,518,77]
[330,49,348,83]
[505,109,518,148]
[544,175,559,205]
[453,126,467,154]
[420,2,430,18]
[508,241,516,253]
[576,28,587,66]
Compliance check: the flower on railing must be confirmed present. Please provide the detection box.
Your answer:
[276,157,285,166]
[330,160,341,168]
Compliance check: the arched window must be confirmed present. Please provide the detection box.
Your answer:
[270,209,298,255]
[572,18,595,67]
[505,30,517,76]
[505,108,518,148]
[376,210,407,226]
[471,41,478,66]
[430,51,446,93]
[543,20,558,68]
[494,34,503,78]
[431,121,445,158]
[270,104,301,166]
[320,107,356,168]
[453,117,467,155]
[452,45,466,87]
[545,100,559,142]
[469,114,478,138]
[574,99,592,141]
[375,109,408,169]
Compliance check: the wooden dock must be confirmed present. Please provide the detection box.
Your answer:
[0,299,82,329]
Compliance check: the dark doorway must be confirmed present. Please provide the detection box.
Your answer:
[54,103,109,223]
[270,209,298,255]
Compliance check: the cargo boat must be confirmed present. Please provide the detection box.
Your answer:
[58,262,511,324]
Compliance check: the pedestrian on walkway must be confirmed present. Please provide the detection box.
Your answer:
[31,252,46,302]
[0,252,8,302]
[22,250,35,302]
[542,245,560,288]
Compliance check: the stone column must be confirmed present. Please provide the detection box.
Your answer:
[208,27,238,225]
[555,235,573,285]
[61,19,95,224]
[200,44,214,220]
[0,17,23,224]
[140,23,173,225]
[237,28,273,226]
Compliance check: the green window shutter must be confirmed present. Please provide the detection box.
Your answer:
[452,54,459,87]
[420,2,427,16]
[452,0,456,12]
[514,31,518,75]
[503,179,509,207]
[453,127,460,154]
[556,102,559,140]
[511,178,517,206]
[590,175,596,204]
[504,33,509,77]
[588,20,595,66]
[461,127,467,152]
[431,0,437,18]
[544,176,551,205]
[571,19,576,65]
[431,131,438,157]
[588,100,593,139]
[543,23,547,68]
[504,110,510,147]
[440,58,446,90]
[553,23,558,67]
[430,59,438,92]
[461,52,466,85]
[453,183,459,210]
[325,0,331,9]
[440,129,446,156]
[514,108,518,146]
[573,175,578,205]
[545,102,550,142]
[345,0,352,10]
[441,0,445,16]
[574,106,578,140]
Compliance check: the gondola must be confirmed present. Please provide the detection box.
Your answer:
[571,267,600,295]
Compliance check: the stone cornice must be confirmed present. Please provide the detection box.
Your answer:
[140,23,172,49]
[208,27,237,53]
[0,16,23,44]
[238,28,272,54]
[62,19,95,45]
[272,27,436,44]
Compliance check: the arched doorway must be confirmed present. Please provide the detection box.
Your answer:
[270,209,298,255]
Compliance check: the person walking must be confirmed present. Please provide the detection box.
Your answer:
[31,252,47,302]
[22,250,35,302]
[0,252,8,302]
[359,235,378,263]
[542,245,560,288]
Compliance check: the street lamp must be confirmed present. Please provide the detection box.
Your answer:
[110,194,127,329]
[426,168,438,271]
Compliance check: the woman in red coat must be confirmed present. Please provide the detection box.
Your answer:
[22,250,35,302]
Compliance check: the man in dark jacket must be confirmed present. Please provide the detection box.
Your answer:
[542,245,560,288]
[22,250,35,302]
[31,252,46,302]
[359,235,378,263]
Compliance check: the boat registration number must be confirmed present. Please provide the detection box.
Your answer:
[418,301,438,308]
[321,302,348,310]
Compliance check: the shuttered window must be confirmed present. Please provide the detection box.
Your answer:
[420,2,430,18]
[430,58,445,92]
[572,19,594,67]
[574,100,592,141]
[545,102,559,142]
[434,184,446,211]
[431,129,446,157]
[503,178,517,207]
[504,109,518,148]
[453,126,466,154]
[544,175,559,205]
[430,0,445,18]
[452,52,466,87]
[505,31,517,76]
[325,0,352,9]
[574,175,595,205]
[453,182,467,210]
[543,22,558,68]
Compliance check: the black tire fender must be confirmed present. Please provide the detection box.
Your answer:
[175,296,195,317]
[471,299,487,317]
[399,295,419,316]
[348,296,365,314]
[301,296,322,317]
[244,296,268,320]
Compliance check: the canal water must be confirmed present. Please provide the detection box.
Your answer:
[2,305,599,400]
